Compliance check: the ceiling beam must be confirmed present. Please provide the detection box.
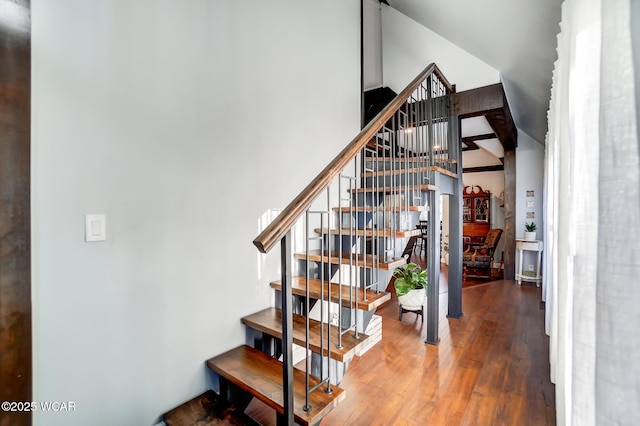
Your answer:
[461,133,497,151]
[453,83,504,115]
[462,141,479,151]
[462,164,505,173]
[462,133,496,143]
[453,83,518,149]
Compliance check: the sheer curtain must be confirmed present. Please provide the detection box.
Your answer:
[544,0,640,425]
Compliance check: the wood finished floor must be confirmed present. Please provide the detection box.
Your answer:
[247,259,555,425]
[321,279,555,425]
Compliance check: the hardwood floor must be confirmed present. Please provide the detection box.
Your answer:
[322,278,555,425]
[246,258,555,425]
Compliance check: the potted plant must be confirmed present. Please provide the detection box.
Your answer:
[524,222,537,240]
[393,263,428,315]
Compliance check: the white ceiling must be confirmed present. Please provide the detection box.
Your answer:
[461,116,493,137]
[388,0,563,144]
[461,116,504,167]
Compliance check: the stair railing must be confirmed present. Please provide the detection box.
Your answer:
[253,63,454,423]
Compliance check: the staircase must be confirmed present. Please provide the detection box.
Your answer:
[164,64,459,425]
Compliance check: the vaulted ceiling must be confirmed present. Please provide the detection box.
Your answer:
[387,0,562,146]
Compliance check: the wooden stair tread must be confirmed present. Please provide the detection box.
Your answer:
[364,156,457,163]
[366,139,391,150]
[241,307,368,362]
[332,205,428,212]
[430,165,457,178]
[364,156,427,162]
[295,250,406,270]
[163,389,260,426]
[349,183,438,193]
[362,166,430,177]
[206,345,345,426]
[361,165,456,178]
[270,277,391,311]
[314,227,421,238]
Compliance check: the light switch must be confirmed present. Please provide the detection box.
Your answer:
[85,214,106,242]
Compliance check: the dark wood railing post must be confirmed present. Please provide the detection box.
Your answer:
[426,76,434,167]
[425,189,440,345]
[280,232,294,425]
[448,115,464,318]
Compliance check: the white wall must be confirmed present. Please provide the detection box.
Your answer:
[381,6,499,93]
[462,172,504,202]
[31,1,360,425]
[364,0,383,90]
[516,131,545,271]
[516,131,545,239]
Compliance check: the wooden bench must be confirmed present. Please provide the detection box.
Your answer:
[163,389,259,426]
[206,345,345,426]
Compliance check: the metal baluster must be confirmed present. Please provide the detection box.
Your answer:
[325,188,332,394]
[304,212,311,412]
[280,231,294,423]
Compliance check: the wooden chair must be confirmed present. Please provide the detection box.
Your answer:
[463,228,503,280]
[401,235,419,263]
[417,220,428,256]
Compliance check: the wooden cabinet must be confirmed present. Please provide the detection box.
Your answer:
[463,185,491,246]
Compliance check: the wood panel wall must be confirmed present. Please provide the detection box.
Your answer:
[0,1,32,425]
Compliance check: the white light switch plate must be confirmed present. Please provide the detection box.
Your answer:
[85,214,106,242]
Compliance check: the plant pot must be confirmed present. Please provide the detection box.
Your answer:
[524,231,537,241]
[397,288,426,311]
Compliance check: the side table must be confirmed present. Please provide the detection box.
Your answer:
[516,239,543,287]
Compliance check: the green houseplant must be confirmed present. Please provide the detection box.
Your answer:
[524,222,537,240]
[393,263,428,297]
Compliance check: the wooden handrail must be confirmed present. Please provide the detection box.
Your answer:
[253,63,452,253]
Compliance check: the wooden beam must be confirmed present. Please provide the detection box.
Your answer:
[462,141,479,151]
[463,165,505,173]
[453,84,518,150]
[0,1,31,425]
[486,108,517,150]
[503,149,516,279]
[462,133,496,143]
[452,84,505,117]
[461,133,496,151]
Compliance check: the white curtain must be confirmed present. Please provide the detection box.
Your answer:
[544,0,640,425]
